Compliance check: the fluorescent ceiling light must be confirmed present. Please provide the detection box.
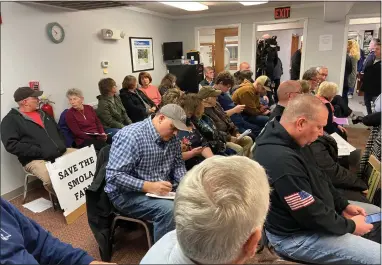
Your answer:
[160,2,208,11]
[239,1,268,6]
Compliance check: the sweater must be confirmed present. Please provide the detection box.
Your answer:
[1,198,94,264]
[66,105,105,146]
[232,80,262,116]
[139,85,161,106]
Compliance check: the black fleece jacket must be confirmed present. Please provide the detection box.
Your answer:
[254,119,355,236]
[1,108,66,166]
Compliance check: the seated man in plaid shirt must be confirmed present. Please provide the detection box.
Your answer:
[104,104,189,242]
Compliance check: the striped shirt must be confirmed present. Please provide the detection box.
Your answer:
[104,117,186,200]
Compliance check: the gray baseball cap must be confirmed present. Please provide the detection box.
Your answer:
[14,87,43,102]
[159,104,189,131]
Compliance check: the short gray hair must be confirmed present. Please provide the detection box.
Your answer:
[281,94,327,123]
[302,67,318,81]
[316,66,328,72]
[66,88,83,98]
[175,156,270,264]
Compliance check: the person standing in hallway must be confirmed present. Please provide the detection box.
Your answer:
[290,46,302,80]
[273,57,283,103]
[361,39,381,114]
[362,38,378,72]
[347,40,361,98]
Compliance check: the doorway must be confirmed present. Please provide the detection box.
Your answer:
[196,24,241,74]
[253,19,306,82]
[343,15,381,115]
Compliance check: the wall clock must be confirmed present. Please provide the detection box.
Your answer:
[46,22,65,44]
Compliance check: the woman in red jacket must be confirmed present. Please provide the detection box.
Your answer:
[65,88,108,151]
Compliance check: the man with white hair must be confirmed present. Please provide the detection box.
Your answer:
[141,156,270,264]
[254,94,380,264]
[316,66,328,85]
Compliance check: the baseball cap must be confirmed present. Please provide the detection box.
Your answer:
[14,87,43,102]
[198,86,222,99]
[256,76,272,91]
[159,104,189,131]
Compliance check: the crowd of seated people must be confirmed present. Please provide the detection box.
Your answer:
[1,59,381,265]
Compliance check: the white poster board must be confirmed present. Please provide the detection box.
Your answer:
[319,34,333,51]
[46,146,97,221]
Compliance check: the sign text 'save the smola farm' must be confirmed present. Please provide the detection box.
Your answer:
[46,146,97,223]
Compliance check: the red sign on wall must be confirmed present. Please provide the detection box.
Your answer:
[274,7,291,20]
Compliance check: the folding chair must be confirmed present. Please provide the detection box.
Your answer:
[110,211,153,249]
[23,168,59,211]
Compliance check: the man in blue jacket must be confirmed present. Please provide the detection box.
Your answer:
[1,198,106,264]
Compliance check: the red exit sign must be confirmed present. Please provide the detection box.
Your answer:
[274,6,291,19]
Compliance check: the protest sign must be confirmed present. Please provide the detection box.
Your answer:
[46,145,97,224]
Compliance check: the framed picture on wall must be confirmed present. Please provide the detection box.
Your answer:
[129,37,154,72]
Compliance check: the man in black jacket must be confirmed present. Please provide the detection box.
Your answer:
[254,94,380,264]
[269,80,302,120]
[1,87,76,194]
[361,39,381,114]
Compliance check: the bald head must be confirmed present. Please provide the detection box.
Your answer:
[239,62,250,71]
[277,80,302,105]
[262,34,271,39]
[280,94,328,146]
[281,94,327,123]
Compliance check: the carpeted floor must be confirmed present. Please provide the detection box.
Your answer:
[10,187,291,264]
[8,126,371,264]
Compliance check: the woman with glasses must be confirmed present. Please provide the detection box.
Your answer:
[96,78,132,138]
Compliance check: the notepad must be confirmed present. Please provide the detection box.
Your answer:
[23,198,53,213]
[85,132,110,136]
[333,117,349,125]
[146,192,176,200]
[330,132,356,156]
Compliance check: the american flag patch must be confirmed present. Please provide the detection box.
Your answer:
[284,191,315,211]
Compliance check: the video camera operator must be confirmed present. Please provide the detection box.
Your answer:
[256,34,280,106]
[256,34,280,79]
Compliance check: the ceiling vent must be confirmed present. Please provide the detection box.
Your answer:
[31,1,130,11]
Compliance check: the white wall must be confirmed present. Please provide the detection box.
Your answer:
[172,2,380,87]
[257,29,304,82]
[0,2,173,195]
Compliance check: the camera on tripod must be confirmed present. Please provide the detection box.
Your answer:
[256,36,280,77]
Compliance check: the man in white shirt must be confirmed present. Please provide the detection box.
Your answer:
[140,156,270,264]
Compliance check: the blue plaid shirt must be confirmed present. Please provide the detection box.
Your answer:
[104,117,187,200]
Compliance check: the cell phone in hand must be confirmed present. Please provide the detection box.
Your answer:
[366,213,381,224]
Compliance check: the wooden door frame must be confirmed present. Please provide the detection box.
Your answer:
[252,18,308,79]
[195,23,241,69]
